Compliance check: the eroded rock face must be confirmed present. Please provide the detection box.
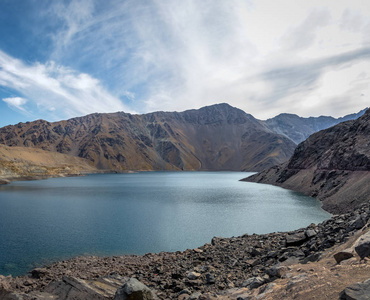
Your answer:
[244,108,370,214]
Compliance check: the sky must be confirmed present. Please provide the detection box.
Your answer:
[0,0,369,127]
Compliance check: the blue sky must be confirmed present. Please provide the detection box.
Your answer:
[0,0,369,127]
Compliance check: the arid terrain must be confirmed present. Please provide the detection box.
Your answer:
[0,144,97,184]
[0,104,297,172]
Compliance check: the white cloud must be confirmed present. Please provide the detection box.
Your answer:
[0,50,131,120]
[2,97,28,112]
[1,0,370,120]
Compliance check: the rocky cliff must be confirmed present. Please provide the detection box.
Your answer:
[0,104,296,172]
[264,108,367,144]
[244,108,370,214]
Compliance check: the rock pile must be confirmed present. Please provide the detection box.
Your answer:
[1,201,369,299]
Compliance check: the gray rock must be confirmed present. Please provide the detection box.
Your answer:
[242,277,264,289]
[286,232,307,246]
[334,249,354,264]
[258,283,276,298]
[340,278,370,300]
[187,292,202,300]
[205,273,215,284]
[265,266,287,278]
[16,292,56,299]
[305,229,317,238]
[280,257,300,266]
[286,274,308,290]
[44,276,109,300]
[186,271,201,280]
[354,231,370,260]
[291,249,305,259]
[114,278,156,300]
[30,268,50,279]
[178,289,191,296]
[250,248,262,257]
[0,292,24,300]
[301,252,322,264]
[237,294,253,300]
[349,215,366,231]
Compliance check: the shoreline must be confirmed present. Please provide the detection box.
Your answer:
[1,200,369,299]
[0,170,333,278]
[1,171,368,299]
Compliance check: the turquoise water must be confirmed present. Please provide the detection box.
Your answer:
[0,172,330,276]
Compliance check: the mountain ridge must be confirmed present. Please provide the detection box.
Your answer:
[264,108,367,144]
[0,103,296,172]
[0,103,366,174]
[244,108,370,214]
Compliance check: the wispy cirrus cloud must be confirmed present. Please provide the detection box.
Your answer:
[0,0,369,123]
[2,97,28,112]
[0,49,130,120]
[40,0,370,118]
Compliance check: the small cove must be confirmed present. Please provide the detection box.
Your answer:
[0,172,331,276]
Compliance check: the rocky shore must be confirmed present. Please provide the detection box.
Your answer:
[1,200,369,299]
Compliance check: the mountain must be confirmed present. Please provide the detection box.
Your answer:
[0,104,296,172]
[0,144,97,184]
[244,108,370,214]
[264,108,367,144]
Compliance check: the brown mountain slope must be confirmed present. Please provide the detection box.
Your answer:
[0,144,97,184]
[0,104,296,172]
[243,108,370,214]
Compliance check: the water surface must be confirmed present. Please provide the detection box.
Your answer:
[0,172,330,276]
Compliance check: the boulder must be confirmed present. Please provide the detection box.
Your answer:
[340,278,370,300]
[302,252,322,264]
[265,266,288,278]
[286,232,307,246]
[349,215,366,231]
[334,249,354,264]
[354,231,370,260]
[44,276,110,300]
[30,268,50,279]
[305,229,317,238]
[114,278,156,300]
[241,277,264,289]
[186,272,201,280]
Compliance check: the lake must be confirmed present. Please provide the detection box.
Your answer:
[0,172,330,276]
